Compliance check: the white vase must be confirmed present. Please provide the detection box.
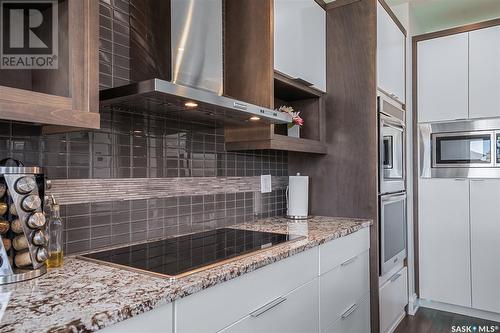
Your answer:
[288,125,300,138]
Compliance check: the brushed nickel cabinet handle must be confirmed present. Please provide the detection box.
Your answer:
[390,273,402,283]
[292,77,313,87]
[341,303,359,320]
[341,255,359,267]
[250,297,287,317]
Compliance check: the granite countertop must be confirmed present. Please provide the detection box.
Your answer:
[0,216,371,333]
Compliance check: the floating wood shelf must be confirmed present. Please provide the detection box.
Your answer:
[225,70,327,155]
[225,134,327,154]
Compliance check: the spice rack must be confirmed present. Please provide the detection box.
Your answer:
[0,160,48,284]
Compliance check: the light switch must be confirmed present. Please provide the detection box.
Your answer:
[261,175,272,193]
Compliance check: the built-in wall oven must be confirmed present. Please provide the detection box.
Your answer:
[379,94,406,194]
[380,192,407,275]
[378,91,407,276]
[419,118,500,178]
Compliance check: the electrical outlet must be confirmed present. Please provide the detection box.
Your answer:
[261,175,272,193]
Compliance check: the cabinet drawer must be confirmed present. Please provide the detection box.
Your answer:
[219,278,319,333]
[175,247,319,333]
[100,303,173,333]
[380,266,408,333]
[323,293,370,333]
[320,250,370,330]
[319,228,369,275]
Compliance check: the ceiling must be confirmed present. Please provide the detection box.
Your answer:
[323,0,500,35]
[388,0,500,34]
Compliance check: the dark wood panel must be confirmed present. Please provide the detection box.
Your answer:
[326,0,362,10]
[277,98,322,142]
[69,0,99,114]
[395,307,500,333]
[225,125,273,142]
[224,0,274,109]
[0,100,100,129]
[289,0,379,331]
[226,135,327,154]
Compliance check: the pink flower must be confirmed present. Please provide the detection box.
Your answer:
[277,106,304,127]
[292,115,304,126]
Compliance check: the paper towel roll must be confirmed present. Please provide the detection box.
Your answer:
[287,173,309,219]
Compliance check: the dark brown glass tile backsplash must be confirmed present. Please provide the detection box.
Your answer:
[0,111,288,254]
[0,111,287,180]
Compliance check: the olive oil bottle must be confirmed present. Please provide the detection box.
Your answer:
[47,196,63,268]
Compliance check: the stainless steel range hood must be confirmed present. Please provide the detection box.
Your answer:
[99,0,290,125]
[100,79,291,125]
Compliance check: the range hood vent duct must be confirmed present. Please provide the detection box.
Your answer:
[99,0,290,125]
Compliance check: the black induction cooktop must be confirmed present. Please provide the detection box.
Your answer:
[82,228,302,278]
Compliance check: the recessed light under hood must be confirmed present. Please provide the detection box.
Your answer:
[99,79,291,126]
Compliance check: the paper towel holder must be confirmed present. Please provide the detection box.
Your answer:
[286,173,309,220]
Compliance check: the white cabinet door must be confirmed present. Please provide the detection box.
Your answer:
[274,0,326,91]
[99,303,173,333]
[417,33,469,122]
[219,278,319,333]
[377,2,405,104]
[470,179,500,313]
[320,250,370,330]
[323,293,370,333]
[379,267,408,333]
[418,178,471,307]
[175,247,318,333]
[469,25,500,119]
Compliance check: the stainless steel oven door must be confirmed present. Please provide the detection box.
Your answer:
[380,192,407,276]
[380,112,405,194]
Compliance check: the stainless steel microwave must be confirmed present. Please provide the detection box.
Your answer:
[419,118,500,178]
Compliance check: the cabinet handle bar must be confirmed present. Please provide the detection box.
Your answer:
[341,255,358,267]
[341,303,359,320]
[390,273,402,283]
[249,297,287,317]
